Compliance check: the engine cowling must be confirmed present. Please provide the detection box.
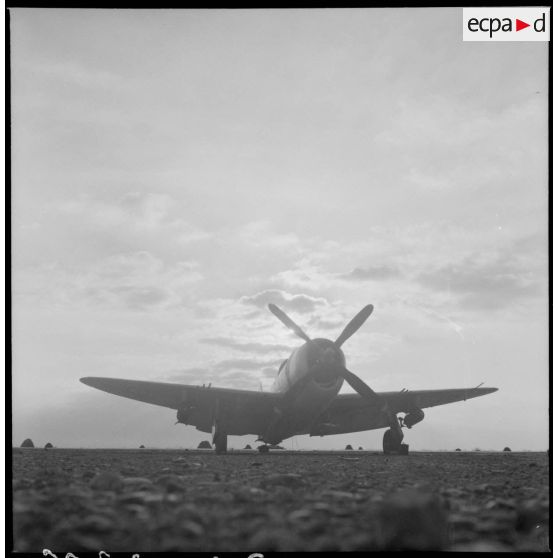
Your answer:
[403,409,425,428]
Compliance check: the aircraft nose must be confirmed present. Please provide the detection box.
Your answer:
[314,351,343,386]
[323,347,338,364]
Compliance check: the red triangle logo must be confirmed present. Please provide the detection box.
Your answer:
[516,19,530,31]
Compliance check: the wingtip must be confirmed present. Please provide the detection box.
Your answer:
[80,377,103,388]
[480,387,499,395]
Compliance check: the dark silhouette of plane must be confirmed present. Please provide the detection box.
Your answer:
[81,303,497,454]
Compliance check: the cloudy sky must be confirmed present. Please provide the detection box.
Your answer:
[11,8,548,451]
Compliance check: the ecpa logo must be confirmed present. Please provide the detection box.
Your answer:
[463,8,550,42]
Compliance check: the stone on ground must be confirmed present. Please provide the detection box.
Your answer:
[377,489,449,550]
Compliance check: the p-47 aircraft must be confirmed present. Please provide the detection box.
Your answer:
[81,303,497,454]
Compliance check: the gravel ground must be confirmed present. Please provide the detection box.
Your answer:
[12,448,549,552]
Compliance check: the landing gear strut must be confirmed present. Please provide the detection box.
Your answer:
[212,398,228,454]
[213,430,227,454]
[382,425,409,456]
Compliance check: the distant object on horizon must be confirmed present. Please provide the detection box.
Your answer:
[455,448,462,452]
[244,444,252,450]
[503,447,511,452]
[345,444,354,450]
[358,446,363,450]
[139,445,145,448]
[80,303,498,455]
[44,442,53,449]
[20,438,34,448]
[197,440,212,449]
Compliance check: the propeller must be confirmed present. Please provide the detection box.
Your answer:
[338,366,382,404]
[339,366,399,429]
[268,303,311,342]
[268,302,396,426]
[267,303,376,395]
[334,304,374,348]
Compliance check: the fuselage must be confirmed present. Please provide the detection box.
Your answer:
[261,339,346,444]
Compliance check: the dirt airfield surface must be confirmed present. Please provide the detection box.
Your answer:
[12,447,549,553]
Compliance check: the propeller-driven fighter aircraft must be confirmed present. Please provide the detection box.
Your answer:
[81,303,498,454]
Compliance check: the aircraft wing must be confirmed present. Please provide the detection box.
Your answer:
[309,386,498,436]
[80,377,282,436]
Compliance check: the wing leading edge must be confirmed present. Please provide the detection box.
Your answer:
[80,377,281,436]
[309,386,498,436]
[81,377,497,439]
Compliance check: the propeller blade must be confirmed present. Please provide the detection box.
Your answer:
[339,367,399,429]
[334,304,374,347]
[338,367,381,404]
[268,303,311,342]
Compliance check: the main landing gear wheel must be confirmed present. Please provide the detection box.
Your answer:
[257,445,270,454]
[383,428,409,455]
[214,431,228,454]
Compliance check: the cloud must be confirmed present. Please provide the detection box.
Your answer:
[237,221,301,250]
[162,356,281,390]
[307,315,345,331]
[94,250,163,279]
[56,191,211,246]
[213,358,273,372]
[240,289,328,313]
[220,371,264,387]
[35,60,124,91]
[397,298,465,340]
[118,191,172,227]
[15,250,203,312]
[269,258,338,293]
[88,252,202,311]
[163,367,207,384]
[200,337,292,354]
[99,285,171,311]
[341,265,400,281]
[82,256,202,311]
[261,366,280,379]
[417,254,542,310]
